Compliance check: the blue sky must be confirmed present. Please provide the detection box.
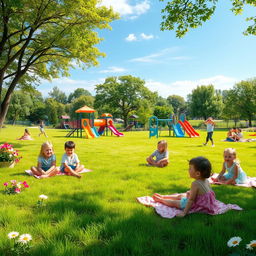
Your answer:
[39,0,256,100]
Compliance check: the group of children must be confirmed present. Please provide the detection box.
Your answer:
[30,141,84,178]
[146,139,247,217]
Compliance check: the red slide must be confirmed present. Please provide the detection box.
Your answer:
[178,120,199,137]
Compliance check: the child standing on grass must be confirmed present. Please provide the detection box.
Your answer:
[146,140,169,167]
[61,141,84,178]
[152,156,241,217]
[31,141,58,178]
[213,148,247,184]
[203,117,215,147]
[38,120,48,137]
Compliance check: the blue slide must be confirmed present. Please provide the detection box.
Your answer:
[172,123,185,137]
[92,127,100,138]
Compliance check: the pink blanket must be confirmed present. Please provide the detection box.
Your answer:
[25,169,92,179]
[137,193,242,219]
[209,173,256,187]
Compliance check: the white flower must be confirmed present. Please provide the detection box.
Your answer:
[227,237,242,247]
[7,231,19,239]
[246,240,256,250]
[39,194,48,200]
[18,234,32,244]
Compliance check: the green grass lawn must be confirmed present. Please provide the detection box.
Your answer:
[0,126,255,256]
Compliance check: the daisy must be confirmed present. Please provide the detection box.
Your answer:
[246,240,256,250]
[39,195,48,200]
[7,231,19,239]
[18,234,32,244]
[227,237,242,247]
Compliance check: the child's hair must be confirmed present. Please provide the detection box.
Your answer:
[189,156,212,178]
[25,128,30,135]
[65,141,75,149]
[157,140,168,151]
[224,148,239,164]
[237,128,242,132]
[39,141,53,157]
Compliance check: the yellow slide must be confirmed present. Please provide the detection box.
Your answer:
[81,119,94,139]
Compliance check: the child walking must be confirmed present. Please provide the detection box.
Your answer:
[30,141,58,178]
[213,148,247,184]
[152,156,241,217]
[203,117,215,147]
[38,120,48,137]
[146,140,169,167]
[60,141,84,178]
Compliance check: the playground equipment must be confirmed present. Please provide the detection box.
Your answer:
[149,114,199,138]
[66,105,123,139]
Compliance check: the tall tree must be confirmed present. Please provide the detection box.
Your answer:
[6,90,33,124]
[48,86,67,104]
[167,95,186,114]
[160,0,256,37]
[94,75,157,127]
[0,0,118,127]
[68,88,92,103]
[70,95,94,119]
[229,79,256,127]
[189,85,223,120]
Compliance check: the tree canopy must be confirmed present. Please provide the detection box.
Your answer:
[94,75,157,127]
[0,0,118,127]
[189,85,223,120]
[160,0,256,37]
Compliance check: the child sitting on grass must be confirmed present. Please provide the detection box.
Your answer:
[17,128,33,140]
[212,148,247,184]
[146,140,169,167]
[60,141,84,178]
[152,156,241,217]
[30,141,58,178]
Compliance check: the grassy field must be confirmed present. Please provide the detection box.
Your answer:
[0,126,255,256]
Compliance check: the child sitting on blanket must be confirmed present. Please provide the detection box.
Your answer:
[60,141,84,178]
[146,140,169,167]
[17,128,33,140]
[212,148,247,184]
[153,157,221,217]
[30,141,58,178]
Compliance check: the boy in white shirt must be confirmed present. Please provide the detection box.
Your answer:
[61,141,84,178]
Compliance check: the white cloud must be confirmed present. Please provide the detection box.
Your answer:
[99,0,150,18]
[38,77,105,96]
[99,66,127,73]
[129,47,180,63]
[140,33,154,40]
[145,75,238,98]
[125,33,138,42]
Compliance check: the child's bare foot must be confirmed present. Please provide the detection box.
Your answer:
[40,175,49,178]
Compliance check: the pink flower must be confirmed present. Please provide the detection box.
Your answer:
[3,182,8,186]
[10,180,17,185]
[15,188,21,193]
[22,181,29,188]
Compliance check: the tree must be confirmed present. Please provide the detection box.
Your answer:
[229,79,256,127]
[167,95,186,114]
[0,0,118,127]
[68,88,92,103]
[189,85,223,120]
[6,90,33,123]
[153,105,173,119]
[70,95,94,119]
[94,75,157,127]
[160,0,256,38]
[48,86,67,104]
[45,98,58,126]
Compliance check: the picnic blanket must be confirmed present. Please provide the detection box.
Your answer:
[137,193,242,219]
[25,168,92,179]
[208,173,256,187]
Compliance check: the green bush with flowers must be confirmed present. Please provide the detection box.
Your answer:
[0,143,21,164]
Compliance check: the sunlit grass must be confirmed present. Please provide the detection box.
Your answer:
[0,126,255,255]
